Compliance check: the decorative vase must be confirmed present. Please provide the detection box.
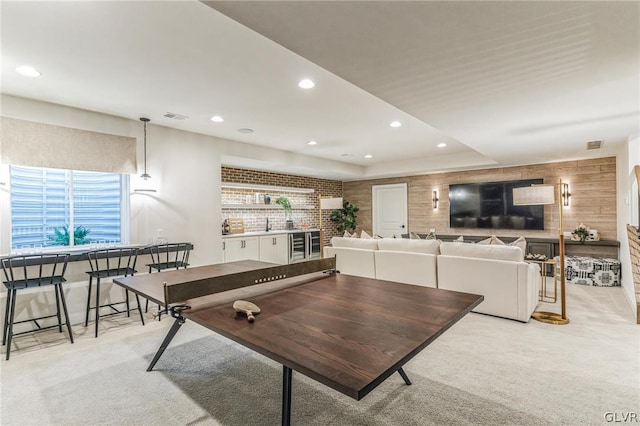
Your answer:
[264,194,271,204]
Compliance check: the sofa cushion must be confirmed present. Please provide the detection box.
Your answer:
[324,247,376,279]
[330,236,379,250]
[375,250,437,288]
[377,238,440,254]
[490,236,526,259]
[440,241,523,262]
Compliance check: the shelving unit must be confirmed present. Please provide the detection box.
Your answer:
[222,204,314,210]
[221,182,314,194]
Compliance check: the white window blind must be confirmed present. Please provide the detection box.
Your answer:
[10,165,126,249]
[0,117,137,174]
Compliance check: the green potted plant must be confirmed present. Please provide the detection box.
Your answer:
[572,223,590,243]
[330,200,359,233]
[276,196,294,229]
[48,225,91,246]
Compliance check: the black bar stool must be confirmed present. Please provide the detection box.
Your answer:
[144,242,191,319]
[84,247,144,337]
[1,253,73,360]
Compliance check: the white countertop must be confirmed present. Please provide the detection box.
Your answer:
[222,229,319,238]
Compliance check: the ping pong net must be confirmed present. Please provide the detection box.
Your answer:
[161,257,337,306]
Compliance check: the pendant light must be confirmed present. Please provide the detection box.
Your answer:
[134,117,157,193]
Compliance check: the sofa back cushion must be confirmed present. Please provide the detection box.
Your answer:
[440,241,523,262]
[377,238,440,254]
[330,236,379,250]
[323,246,376,279]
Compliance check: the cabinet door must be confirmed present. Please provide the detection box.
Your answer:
[223,238,244,263]
[259,234,289,264]
[243,237,259,261]
[223,237,259,262]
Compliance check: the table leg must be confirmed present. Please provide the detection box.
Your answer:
[146,304,189,371]
[397,367,412,385]
[282,365,292,426]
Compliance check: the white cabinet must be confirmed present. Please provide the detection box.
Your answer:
[259,234,289,265]
[223,236,259,263]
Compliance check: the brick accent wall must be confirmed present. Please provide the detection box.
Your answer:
[344,157,617,240]
[627,224,640,324]
[221,167,343,247]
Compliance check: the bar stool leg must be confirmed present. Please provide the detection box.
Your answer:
[54,284,62,333]
[125,291,131,318]
[57,284,74,344]
[6,289,17,360]
[85,276,93,327]
[95,278,101,338]
[3,287,12,345]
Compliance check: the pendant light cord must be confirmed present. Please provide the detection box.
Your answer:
[140,117,150,179]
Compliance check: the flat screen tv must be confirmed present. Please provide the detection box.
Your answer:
[449,179,544,230]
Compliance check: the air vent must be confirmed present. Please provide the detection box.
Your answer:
[586,140,603,150]
[163,112,189,120]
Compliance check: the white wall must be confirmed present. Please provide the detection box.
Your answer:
[0,95,225,325]
[0,95,222,267]
[616,135,639,317]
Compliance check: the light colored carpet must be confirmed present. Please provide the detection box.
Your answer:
[1,283,638,425]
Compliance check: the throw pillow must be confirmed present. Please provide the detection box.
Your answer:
[425,231,437,240]
[490,236,506,245]
[454,235,464,242]
[508,236,527,259]
[350,231,360,238]
[360,230,372,239]
[343,230,351,238]
[409,232,422,239]
[476,236,492,245]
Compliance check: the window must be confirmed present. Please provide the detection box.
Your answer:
[10,165,129,249]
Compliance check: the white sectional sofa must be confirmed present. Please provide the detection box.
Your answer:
[323,237,438,287]
[323,236,540,322]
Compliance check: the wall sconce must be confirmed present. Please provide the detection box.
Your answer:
[561,183,570,207]
[432,190,439,209]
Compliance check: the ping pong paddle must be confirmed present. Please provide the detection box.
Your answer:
[233,300,261,322]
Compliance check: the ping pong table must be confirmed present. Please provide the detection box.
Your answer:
[115,258,483,425]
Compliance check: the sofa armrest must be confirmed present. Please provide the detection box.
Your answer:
[438,256,538,322]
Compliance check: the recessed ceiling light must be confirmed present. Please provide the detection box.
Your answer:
[298,79,315,89]
[211,115,224,123]
[437,142,447,148]
[364,154,373,159]
[16,65,41,77]
[237,128,254,134]
[307,140,317,145]
[390,121,402,128]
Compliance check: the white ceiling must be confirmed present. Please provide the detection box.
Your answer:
[1,1,638,181]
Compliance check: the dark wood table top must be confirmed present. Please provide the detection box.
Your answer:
[184,273,483,400]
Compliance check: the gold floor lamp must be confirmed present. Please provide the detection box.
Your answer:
[513,180,569,325]
[318,196,343,258]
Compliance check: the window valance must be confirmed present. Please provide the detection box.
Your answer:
[0,117,137,174]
